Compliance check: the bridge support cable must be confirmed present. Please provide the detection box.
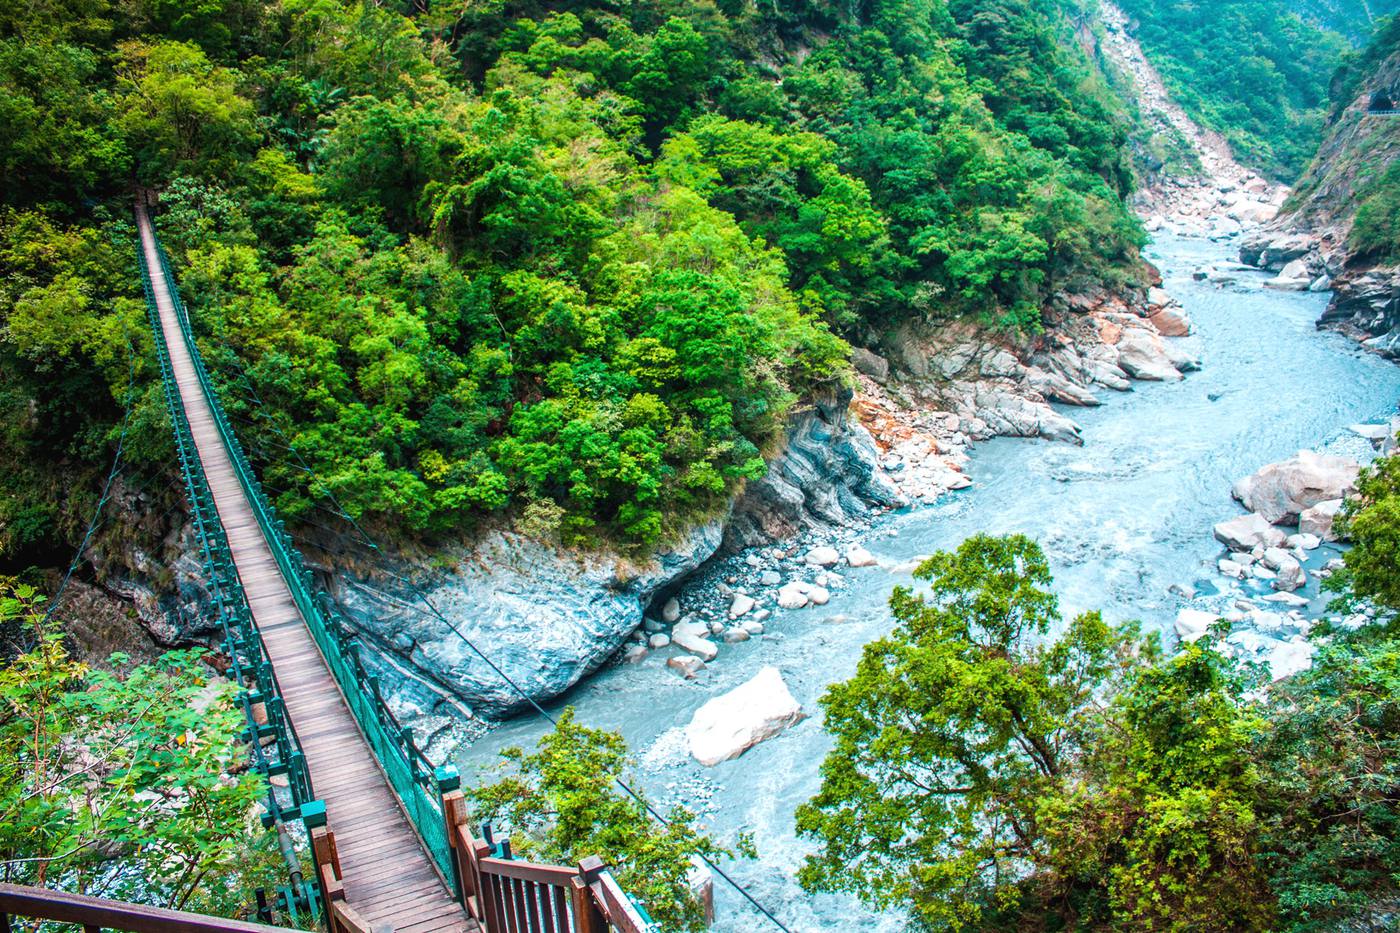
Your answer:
[200,285,798,933]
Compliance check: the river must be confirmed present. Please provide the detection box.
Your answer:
[454,234,1400,931]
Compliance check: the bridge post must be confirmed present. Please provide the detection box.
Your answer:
[570,858,607,933]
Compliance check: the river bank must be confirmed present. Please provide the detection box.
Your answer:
[455,232,1400,931]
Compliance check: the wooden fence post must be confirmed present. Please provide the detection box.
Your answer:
[571,858,607,933]
[440,789,474,908]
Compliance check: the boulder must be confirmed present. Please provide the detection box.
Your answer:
[1218,558,1247,579]
[759,570,782,587]
[728,595,756,619]
[777,583,810,610]
[1232,451,1359,524]
[685,667,806,766]
[1213,513,1287,551]
[1115,329,1185,381]
[1299,498,1344,541]
[845,545,876,568]
[671,620,719,661]
[668,656,706,679]
[648,634,670,649]
[805,546,841,567]
[1148,305,1192,337]
[1285,532,1321,551]
[1175,609,1219,643]
[851,347,890,383]
[807,586,831,606]
[1265,639,1315,681]
[1271,556,1304,592]
[661,597,682,623]
[335,524,723,716]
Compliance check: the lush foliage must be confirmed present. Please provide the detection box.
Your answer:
[1115,0,1349,179]
[798,533,1400,930]
[468,708,742,932]
[0,0,1151,556]
[1337,17,1400,261]
[0,585,283,914]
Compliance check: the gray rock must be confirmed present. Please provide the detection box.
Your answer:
[1214,513,1287,551]
[1233,451,1358,525]
[805,546,840,567]
[334,524,722,715]
[668,656,706,679]
[723,387,904,550]
[850,347,890,383]
[661,597,682,623]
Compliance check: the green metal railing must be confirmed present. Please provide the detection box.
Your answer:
[141,221,461,894]
[139,239,316,820]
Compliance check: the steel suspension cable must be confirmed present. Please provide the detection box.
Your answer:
[40,345,141,631]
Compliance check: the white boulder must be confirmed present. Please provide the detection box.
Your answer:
[671,620,718,662]
[1213,512,1287,550]
[1232,451,1359,525]
[728,595,756,619]
[777,583,810,610]
[1299,498,1344,541]
[846,545,876,568]
[1175,609,1219,643]
[685,667,806,766]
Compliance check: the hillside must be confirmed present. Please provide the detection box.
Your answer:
[1113,0,1349,179]
[1242,15,1400,357]
[0,0,1151,571]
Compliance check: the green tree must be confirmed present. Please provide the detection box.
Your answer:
[0,585,283,916]
[795,534,1145,929]
[469,709,743,932]
[1335,451,1400,609]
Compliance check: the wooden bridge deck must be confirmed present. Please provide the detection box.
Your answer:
[137,206,475,933]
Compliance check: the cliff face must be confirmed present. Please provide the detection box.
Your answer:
[1240,34,1400,358]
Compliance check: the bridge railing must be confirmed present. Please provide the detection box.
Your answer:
[138,234,316,822]
[0,883,310,933]
[145,223,459,890]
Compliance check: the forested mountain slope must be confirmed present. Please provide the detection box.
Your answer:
[1292,0,1400,42]
[1244,15,1400,356]
[0,0,1149,574]
[1113,0,1349,179]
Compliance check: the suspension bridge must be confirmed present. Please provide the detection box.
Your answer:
[0,201,667,933]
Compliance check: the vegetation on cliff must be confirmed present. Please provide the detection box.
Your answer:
[1113,0,1349,180]
[0,0,1151,560]
[799,523,1400,930]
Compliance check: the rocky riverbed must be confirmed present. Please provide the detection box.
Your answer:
[457,232,1400,932]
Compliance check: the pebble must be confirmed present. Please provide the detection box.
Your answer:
[759,570,782,586]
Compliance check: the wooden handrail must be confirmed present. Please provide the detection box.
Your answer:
[0,884,305,933]
[474,858,580,885]
[440,787,672,933]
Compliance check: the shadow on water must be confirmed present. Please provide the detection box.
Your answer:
[456,234,1400,932]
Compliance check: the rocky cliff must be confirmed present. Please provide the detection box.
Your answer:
[1239,29,1400,357]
